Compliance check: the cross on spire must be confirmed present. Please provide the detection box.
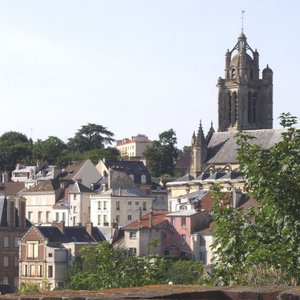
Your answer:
[241,10,245,33]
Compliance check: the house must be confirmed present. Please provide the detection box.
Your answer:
[11,164,37,183]
[23,160,101,226]
[60,160,102,189]
[116,134,152,158]
[19,222,105,290]
[0,182,29,289]
[23,179,64,225]
[124,210,171,256]
[90,169,153,228]
[165,209,212,260]
[96,159,152,194]
[68,181,94,226]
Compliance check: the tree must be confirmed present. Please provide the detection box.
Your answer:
[143,129,179,177]
[211,113,300,285]
[32,136,68,165]
[0,131,32,172]
[68,123,114,153]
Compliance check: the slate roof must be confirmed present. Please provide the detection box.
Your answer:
[111,188,148,197]
[104,160,152,185]
[24,179,60,193]
[37,225,105,243]
[0,182,25,196]
[61,160,88,181]
[174,174,194,182]
[206,129,285,164]
[69,181,94,194]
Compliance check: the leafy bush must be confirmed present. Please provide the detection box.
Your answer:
[17,282,40,295]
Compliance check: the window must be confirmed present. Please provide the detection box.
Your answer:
[128,201,132,206]
[3,236,8,247]
[129,248,137,255]
[73,206,77,213]
[171,217,176,226]
[129,231,137,239]
[103,201,107,210]
[73,216,76,226]
[141,175,146,184]
[48,266,53,278]
[103,215,108,225]
[62,212,66,222]
[28,211,33,222]
[135,201,139,206]
[38,265,43,277]
[73,194,77,200]
[116,201,120,211]
[181,217,186,227]
[38,211,42,223]
[48,253,53,257]
[46,211,50,223]
[3,256,9,267]
[179,205,187,210]
[97,214,101,225]
[27,242,39,259]
[23,265,28,277]
[116,215,120,223]
[56,212,59,222]
[181,234,186,245]
[142,202,147,211]
[98,201,101,210]
[30,265,35,276]
[15,237,19,248]
[128,215,132,221]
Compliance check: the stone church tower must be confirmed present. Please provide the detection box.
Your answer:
[217,32,273,131]
[189,32,273,176]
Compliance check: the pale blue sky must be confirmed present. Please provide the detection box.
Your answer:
[0,0,299,148]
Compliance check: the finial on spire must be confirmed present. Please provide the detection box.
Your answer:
[241,10,245,33]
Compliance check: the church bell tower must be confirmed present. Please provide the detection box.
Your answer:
[217,32,273,132]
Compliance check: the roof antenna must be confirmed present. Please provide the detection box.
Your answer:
[241,10,245,33]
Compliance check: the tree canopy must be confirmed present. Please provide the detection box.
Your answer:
[211,113,300,285]
[143,129,179,177]
[65,241,204,290]
[0,131,32,172]
[68,123,114,153]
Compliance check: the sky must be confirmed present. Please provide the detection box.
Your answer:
[0,0,299,148]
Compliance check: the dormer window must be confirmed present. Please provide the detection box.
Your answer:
[141,175,146,184]
[231,68,237,78]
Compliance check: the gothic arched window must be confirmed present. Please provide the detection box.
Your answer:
[232,92,238,124]
[248,92,252,123]
[227,92,232,124]
[231,68,237,79]
[253,94,257,123]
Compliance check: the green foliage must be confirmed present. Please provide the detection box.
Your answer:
[211,113,300,286]
[0,131,32,172]
[143,129,179,177]
[32,136,68,165]
[163,260,204,284]
[65,242,205,290]
[68,123,114,153]
[17,282,40,294]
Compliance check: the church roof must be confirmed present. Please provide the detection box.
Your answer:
[205,129,285,165]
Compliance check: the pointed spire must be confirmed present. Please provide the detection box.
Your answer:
[206,121,215,144]
[191,131,197,145]
[197,120,206,146]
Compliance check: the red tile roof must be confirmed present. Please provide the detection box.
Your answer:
[125,211,170,229]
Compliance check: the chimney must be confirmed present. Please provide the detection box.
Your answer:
[139,207,142,221]
[54,221,65,233]
[16,163,21,170]
[149,208,153,228]
[7,197,16,227]
[2,171,9,183]
[86,222,93,236]
[18,198,26,228]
